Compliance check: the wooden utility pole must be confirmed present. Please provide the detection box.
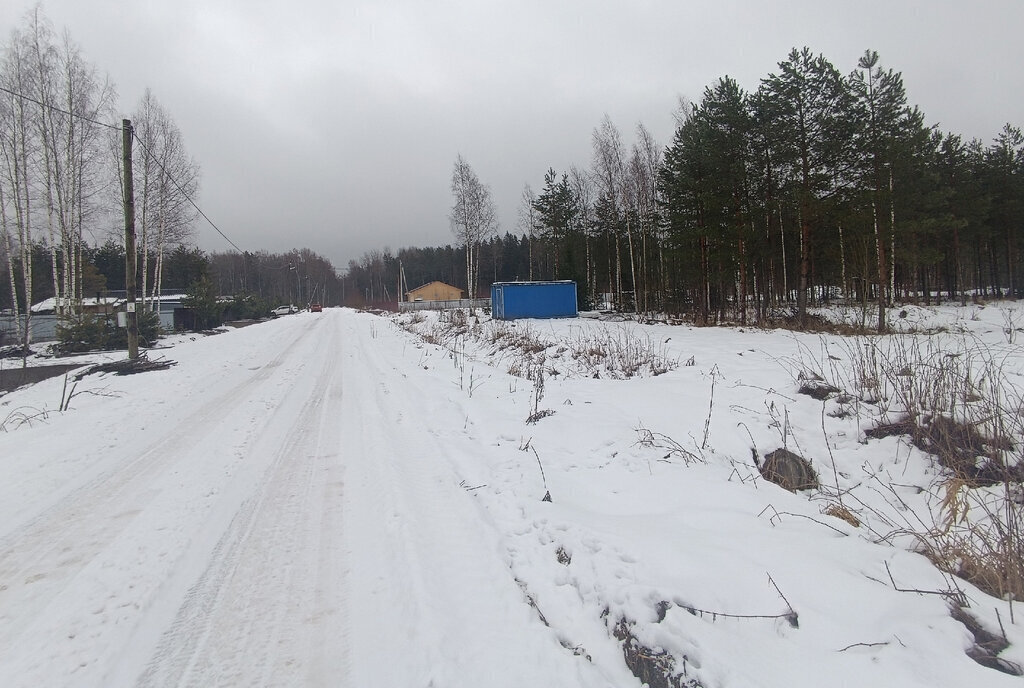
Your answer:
[122,119,139,359]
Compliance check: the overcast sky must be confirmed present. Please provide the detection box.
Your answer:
[3,0,1023,270]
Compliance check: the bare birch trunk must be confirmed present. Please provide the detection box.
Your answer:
[15,104,34,353]
[778,208,787,303]
[888,168,895,306]
[838,221,847,303]
[614,234,622,308]
[0,190,22,343]
[739,238,747,325]
[585,232,591,306]
[625,216,637,314]
[872,200,887,332]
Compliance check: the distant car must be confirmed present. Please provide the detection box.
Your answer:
[310,303,322,312]
[271,305,297,316]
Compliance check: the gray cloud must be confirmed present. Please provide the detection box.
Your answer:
[3,0,1022,269]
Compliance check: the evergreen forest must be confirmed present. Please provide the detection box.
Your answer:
[346,48,1023,333]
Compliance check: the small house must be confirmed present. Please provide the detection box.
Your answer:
[405,281,463,302]
[491,281,578,320]
[30,296,123,315]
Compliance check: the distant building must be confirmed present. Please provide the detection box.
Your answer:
[491,281,578,320]
[405,281,463,302]
[30,296,123,316]
[28,293,188,332]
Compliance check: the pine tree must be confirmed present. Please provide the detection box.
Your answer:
[849,50,911,330]
[658,104,712,320]
[763,47,857,324]
[984,124,1024,298]
[694,77,754,323]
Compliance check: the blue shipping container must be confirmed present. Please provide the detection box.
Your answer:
[490,281,578,320]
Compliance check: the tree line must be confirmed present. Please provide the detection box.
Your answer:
[348,47,1022,331]
[5,17,1021,334]
[659,48,1022,330]
[0,240,345,309]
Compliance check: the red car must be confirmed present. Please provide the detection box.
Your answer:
[310,303,322,312]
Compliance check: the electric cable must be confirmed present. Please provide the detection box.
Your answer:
[0,83,245,253]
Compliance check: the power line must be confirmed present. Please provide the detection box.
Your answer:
[0,83,245,254]
[0,83,120,131]
[130,128,243,253]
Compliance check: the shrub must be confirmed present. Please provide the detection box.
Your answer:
[224,293,273,321]
[105,308,160,348]
[56,309,161,353]
[182,276,223,329]
[56,314,108,353]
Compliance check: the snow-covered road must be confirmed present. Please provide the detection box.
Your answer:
[0,310,602,687]
[3,305,1023,687]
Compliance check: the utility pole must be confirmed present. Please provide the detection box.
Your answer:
[122,119,139,359]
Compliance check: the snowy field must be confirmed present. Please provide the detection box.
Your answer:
[0,303,1022,687]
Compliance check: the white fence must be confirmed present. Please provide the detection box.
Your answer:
[1,309,176,345]
[398,298,490,313]
[0,315,59,343]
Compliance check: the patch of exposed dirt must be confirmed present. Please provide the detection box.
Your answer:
[0,363,83,393]
[613,618,698,688]
[866,415,1020,486]
[951,606,1022,676]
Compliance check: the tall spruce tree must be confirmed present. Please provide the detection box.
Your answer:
[534,168,576,244]
[533,168,581,284]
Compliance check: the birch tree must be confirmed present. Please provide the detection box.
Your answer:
[25,11,115,316]
[131,88,199,308]
[592,115,635,309]
[568,166,595,302]
[517,183,538,281]
[0,7,115,345]
[630,122,662,314]
[0,25,38,352]
[449,154,497,306]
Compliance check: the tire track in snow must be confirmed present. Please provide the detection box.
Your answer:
[0,320,324,677]
[135,314,350,687]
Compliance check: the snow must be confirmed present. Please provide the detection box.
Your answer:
[28,296,125,313]
[0,303,1022,686]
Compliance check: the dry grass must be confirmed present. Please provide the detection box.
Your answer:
[919,476,1024,602]
[404,314,680,381]
[634,425,705,466]
[759,310,872,335]
[823,503,861,528]
[567,326,679,378]
[786,328,1024,601]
